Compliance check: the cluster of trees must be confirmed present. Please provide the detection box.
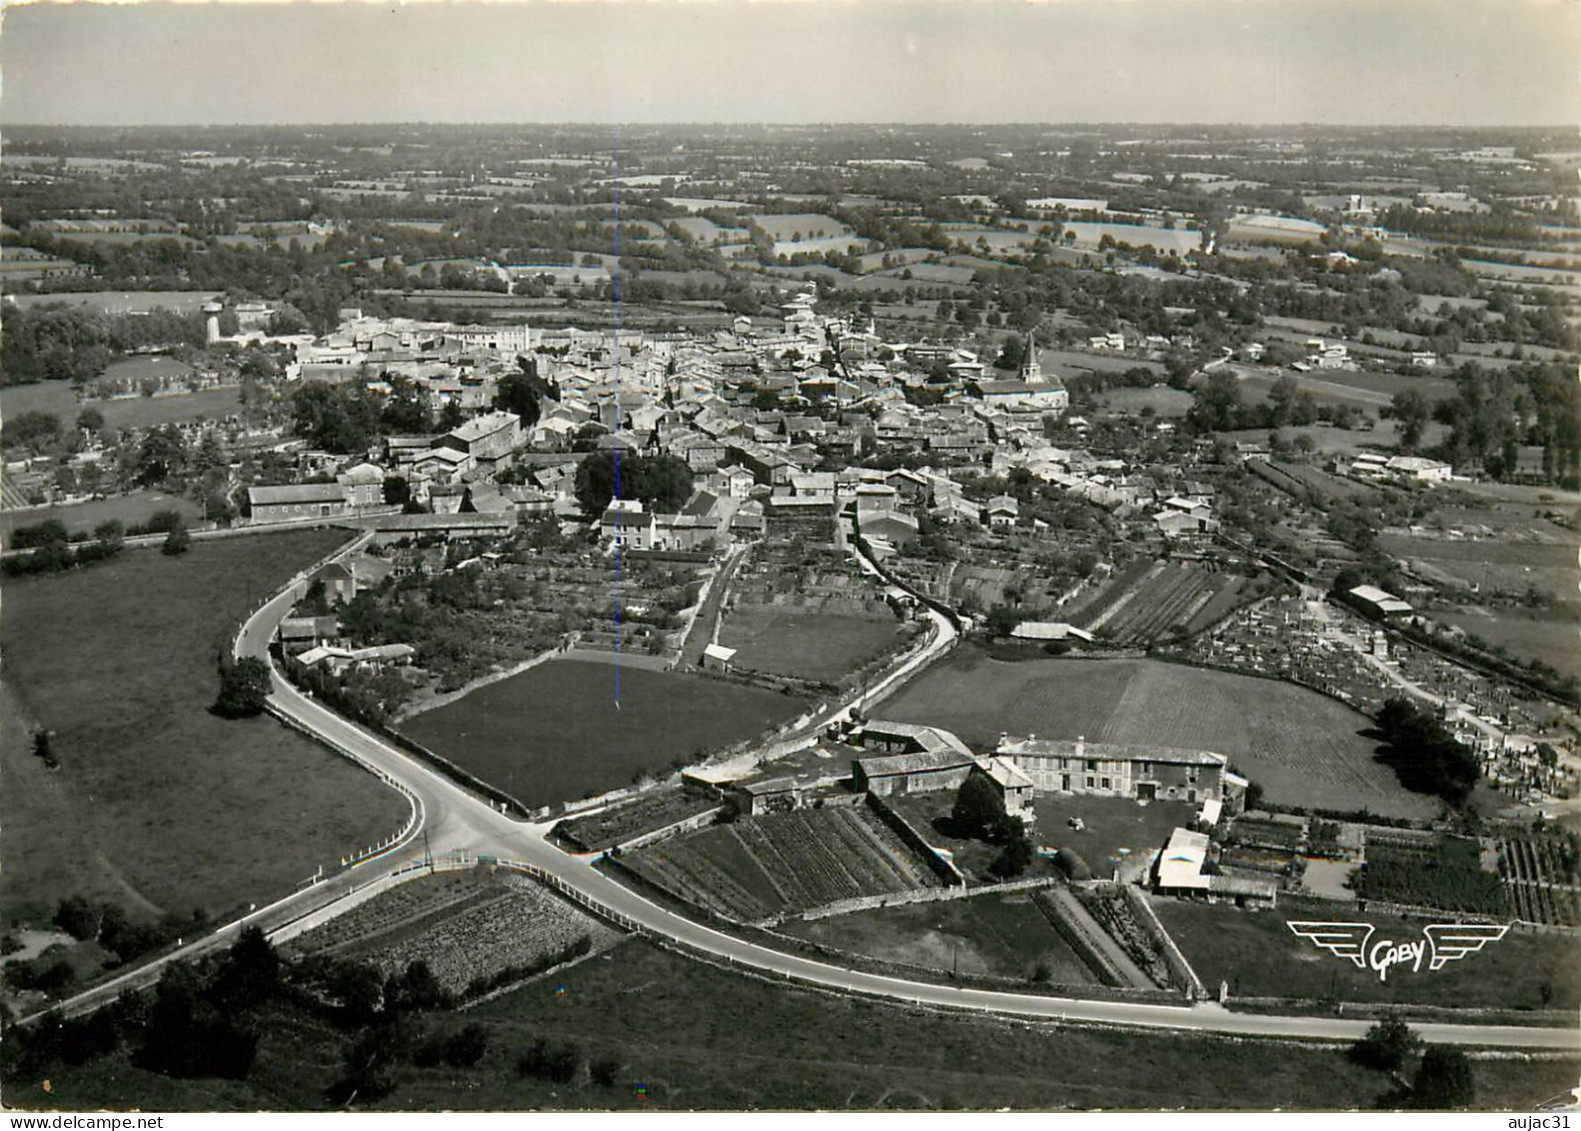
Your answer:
[290,378,459,454]
[0,303,206,387]
[951,773,1035,879]
[572,450,694,516]
[213,657,272,718]
[1431,362,1580,486]
[2,517,135,578]
[1186,371,1328,434]
[1349,1016,1476,1109]
[1372,696,1481,807]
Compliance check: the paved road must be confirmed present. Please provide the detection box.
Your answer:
[675,540,751,668]
[29,542,1581,1053]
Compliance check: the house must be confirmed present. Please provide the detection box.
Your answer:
[248,482,351,524]
[600,498,657,550]
[858,510,920,549]
[702,643,737,671]
[852,722,979,795]
[975,757,1036,816]
[278,615,339,655]
[1385,455,1452,482]
[437,410,521,469]
[996,735,1227,805]
[309,561,357,605]
[986,494,1020,527]
[714,465,756,498]
[337,462,388,508]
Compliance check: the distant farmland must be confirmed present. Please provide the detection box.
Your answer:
[876,648,1436,819]
[399,660,809,807]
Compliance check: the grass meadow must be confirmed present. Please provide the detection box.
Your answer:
[0,529,407,925]
[398,659,809,807]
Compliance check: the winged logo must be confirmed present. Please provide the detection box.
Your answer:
[1423,923,1510,971]
[1288,920,1510,981]
[1287,921,1374,969]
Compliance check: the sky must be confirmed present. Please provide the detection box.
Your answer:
[1,0,1575,127]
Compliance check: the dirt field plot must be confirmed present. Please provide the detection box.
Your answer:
[1153,898,1576,1011]
[0,529,404,924]
[623,805,942,920]
[399,660,808,808]
[877,648,1437,820]
[778,891,1097,986]
[717,608,906,682]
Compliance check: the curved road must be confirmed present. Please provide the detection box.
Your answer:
[31,541,1581,1052]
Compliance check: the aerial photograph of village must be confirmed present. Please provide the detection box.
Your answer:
[0,0,1576,1117]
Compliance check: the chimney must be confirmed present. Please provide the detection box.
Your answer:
[1076,735,1085,758]
[998,731,1008,750]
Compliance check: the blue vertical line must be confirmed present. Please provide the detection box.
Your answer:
[611,119,623,708]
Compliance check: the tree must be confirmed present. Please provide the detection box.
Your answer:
[1410,1046,1475,1108]
[495,356,554,429]
[442,1023,489,1068]
[94,520,125,555]
[76,407,105,433]
[989,824,1034,878]
[983,605,1022,638]
[1349,1014,1421,1072]
[952,772,1006,840]
[995,333,1027,372]
[162,519,191,556]
[1390,387,1430,452]
[213,657,271,718]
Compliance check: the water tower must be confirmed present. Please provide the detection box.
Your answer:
[203,302,224,345]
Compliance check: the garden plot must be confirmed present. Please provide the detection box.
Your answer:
[622,805,942,921]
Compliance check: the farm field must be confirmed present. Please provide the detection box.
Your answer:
[1,490,203,540]
[716,607,907,682]
[777,890,1098,986]
[621,805,942,920]
[398,660,809,808]
[29,939,1572,1113]
[1497,833,1581,926]
[1436,607,1581,682]
[1091,386,1194,418]
[1379,533,1579,603]
[1067,559,1258,645]
[876,647,1438,820]
[289,869,620,996]
[1152,898,1577,1012]
[0,529,406,925]
[1251,459,1375,503]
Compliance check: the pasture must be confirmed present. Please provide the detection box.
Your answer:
[1091,386,1193,418]
[777,890,1097,986]
[1153,898,1577,1012]
[716,607,907,682]
[876,648,1437,819]
[397,660,808,808]
[0,529,405,925]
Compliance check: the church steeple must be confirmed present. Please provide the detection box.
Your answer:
[1019,331,1042,383]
